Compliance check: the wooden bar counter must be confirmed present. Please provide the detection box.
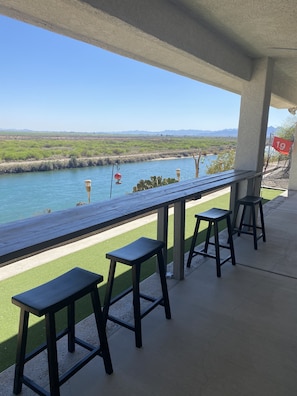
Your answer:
[0,170,257,278]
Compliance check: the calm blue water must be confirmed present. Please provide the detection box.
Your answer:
[0,155,216,224]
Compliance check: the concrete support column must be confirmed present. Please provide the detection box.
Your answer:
[157,206,168,271]
[288,124,297,191]
[173,200,186,280]
[231,57,274,208]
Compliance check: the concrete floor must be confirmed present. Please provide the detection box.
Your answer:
[2,189,297,395]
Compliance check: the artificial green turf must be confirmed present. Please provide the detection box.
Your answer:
[0,187,283,372]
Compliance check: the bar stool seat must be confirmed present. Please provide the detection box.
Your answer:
[232,195,266,250]
[12,267,113,396]
[186,208,236,277]
[103,237,171,348]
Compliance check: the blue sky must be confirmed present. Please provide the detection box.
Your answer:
[0,15,291,133]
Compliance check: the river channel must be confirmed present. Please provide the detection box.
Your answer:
[0,155,216,224]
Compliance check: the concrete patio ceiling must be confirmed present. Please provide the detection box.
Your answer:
[1,0,297,109]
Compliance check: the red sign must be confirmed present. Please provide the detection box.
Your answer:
[272,136,293,155]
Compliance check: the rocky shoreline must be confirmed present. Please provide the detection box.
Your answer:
[0,150,198,174]
[262,164,289,190]
[0,153,290,191]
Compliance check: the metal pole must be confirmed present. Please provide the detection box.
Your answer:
[109,164,115,199]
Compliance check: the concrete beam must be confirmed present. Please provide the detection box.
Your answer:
[1,0,296,107]
[0,0,252,87]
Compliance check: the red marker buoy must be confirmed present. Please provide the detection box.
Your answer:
[114,172,122,184]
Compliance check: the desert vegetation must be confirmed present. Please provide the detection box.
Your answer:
[0,132,236,174]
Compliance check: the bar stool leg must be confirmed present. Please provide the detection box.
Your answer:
[91,288,113,374]
[259,201,266,242]
[231,202,240,232]
[13,310,29,395]
[213,221,221,277]
[67,302,75,353]
[132,264,142,348]
[238,205,246,236]
[157,250,171,319]
[226,215,236,266]
[251,205,258,250]
[103,260,117,324]
[45,312,60,396]
[186,219,200,267]
[204,222,212,253]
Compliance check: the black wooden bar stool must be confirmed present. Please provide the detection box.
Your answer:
[103,237,171,348]
[12,267,113,396]
[186,208,236,277]
[232,195,266,250]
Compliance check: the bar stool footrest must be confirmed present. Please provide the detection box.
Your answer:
[234,223,264,231]
[203,241,232,250]
[22,338,102,395]
[108,294,165,330]
[24,327,69,364]
[193,249,232,267]
[22,376,48,396]
[109,286,134,306]
[234,226,264,239]
[59,344,101,385]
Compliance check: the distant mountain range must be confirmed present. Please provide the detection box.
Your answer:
[97,126,278,137]
[104,128,240,137]
[0,126,278,137]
